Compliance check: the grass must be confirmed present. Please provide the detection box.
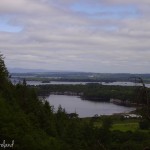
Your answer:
[112,122,139,132]
[94,121,139,132]
[93,118,140,132]
[83,117,149,132]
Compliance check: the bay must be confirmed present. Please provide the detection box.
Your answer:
[46,95,135,118]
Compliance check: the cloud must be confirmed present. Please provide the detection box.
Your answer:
[0,0,150,73]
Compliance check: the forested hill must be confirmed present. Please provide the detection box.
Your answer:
[11,71,150,83]
[0,53,150,149]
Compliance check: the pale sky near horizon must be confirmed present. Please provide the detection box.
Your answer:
[0,0,150,73]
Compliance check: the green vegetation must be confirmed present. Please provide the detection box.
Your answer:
[112,122,139,131]
[0,53,150,149]
[36,84,150,105]
[12,72,150,83]
[89,115,139,130]
[94,119,139,132]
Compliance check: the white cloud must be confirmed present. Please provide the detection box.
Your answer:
[0,0,150,73]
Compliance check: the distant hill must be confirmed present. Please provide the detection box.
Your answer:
[8,68,69,73]
[9,68,150,83]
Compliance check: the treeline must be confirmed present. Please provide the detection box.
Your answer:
[1,53,150,149]
[12,72,150,83]
[1,83,150,149]
[35,83,150,104]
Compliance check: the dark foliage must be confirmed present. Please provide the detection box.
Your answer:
[0,53,150,149]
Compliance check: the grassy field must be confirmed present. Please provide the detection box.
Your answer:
[111,122,139,131]
[82,116,150,132]
[84,117,141,132]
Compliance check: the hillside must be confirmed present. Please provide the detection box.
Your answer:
[0,53,150,149]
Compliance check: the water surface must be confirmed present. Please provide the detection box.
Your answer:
[27,81,150,88]
[47,95,135,118]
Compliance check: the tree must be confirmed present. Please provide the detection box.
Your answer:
[23,78,27,86]
[131,77,150,121]
[0,53,9,83]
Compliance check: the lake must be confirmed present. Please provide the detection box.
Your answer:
[26,81,150,88]
[46,95,135,118]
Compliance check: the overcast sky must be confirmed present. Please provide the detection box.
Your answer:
[0,0,150,73]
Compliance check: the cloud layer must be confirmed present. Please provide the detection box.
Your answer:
[0,0,150,73]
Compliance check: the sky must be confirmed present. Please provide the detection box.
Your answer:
[0,0,150,73]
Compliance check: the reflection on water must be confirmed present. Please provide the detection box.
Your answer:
[46,95,135,118]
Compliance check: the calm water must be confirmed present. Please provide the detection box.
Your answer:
[27,81,86,85]
[46,95,135,118]
[27,81,150,88]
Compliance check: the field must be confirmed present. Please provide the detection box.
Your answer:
[83,117,149,132]
[111,122,139,131]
